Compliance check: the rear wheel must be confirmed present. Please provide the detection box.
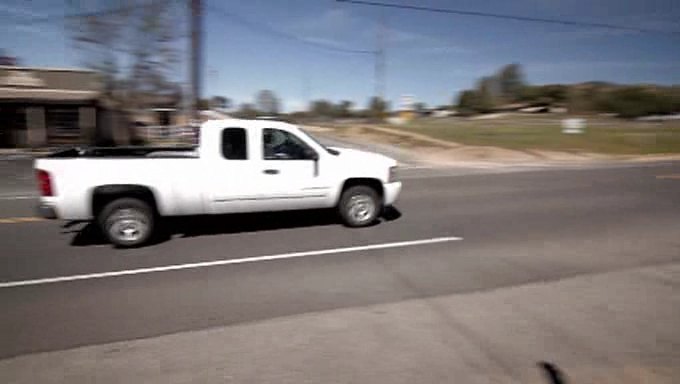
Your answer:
[98,198,154,248]
[338,185,381,227]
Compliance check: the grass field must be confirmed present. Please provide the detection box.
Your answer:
[388,115,680,154]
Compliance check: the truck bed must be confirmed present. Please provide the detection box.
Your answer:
[45,146,199,159]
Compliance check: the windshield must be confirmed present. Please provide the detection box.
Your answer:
[299,128,339,155]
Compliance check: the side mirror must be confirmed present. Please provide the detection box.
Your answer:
[304,148,319,161]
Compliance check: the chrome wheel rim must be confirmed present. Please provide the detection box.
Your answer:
[108,209,148,243]
[348,195,375,223]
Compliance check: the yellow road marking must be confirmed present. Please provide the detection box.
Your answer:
[656,174,680,180]
[0,217,46,224]
[13,217,45,222]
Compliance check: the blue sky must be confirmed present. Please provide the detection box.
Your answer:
[1,0,679,111]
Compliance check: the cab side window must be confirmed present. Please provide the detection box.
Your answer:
[221,128,247,160]
[263,128,316,160]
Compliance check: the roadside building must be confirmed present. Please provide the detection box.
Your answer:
[128,93,188,144]
[398,94,416,122]
[0,66,185,148]
[131,93,185,127]
[0,66,109,148]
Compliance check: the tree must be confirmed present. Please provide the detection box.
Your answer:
[568,84,606,114]
[310,100,335,117]
[456,63,526,115]
[211,96,231,110]
[335,100,354,118]
[476,77,496,112]
[598,87,675,118]
[255,90,280,115]
[368,96,388,120]
[520,84,568,105]
[457,90,481,114]
[456,77,499,114]
[233,103,259,119]
[670,86,680,112]
[542,85,568,104]
[66,1,182,110]
[195,98,211,111]
[497,63,526,102]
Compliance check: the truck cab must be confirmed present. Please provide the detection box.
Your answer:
[198,120,400,214]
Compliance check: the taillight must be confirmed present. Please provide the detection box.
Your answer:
[37,170,54,196]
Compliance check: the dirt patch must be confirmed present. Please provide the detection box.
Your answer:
[326,125,560,166]
[332,126,442,150]
[361,126,462,149]
[301,125,333,133]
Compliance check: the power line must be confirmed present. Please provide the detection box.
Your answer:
[206,3,375,55]
[336,0,680,36]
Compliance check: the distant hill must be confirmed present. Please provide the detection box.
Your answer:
[455,64,680,118]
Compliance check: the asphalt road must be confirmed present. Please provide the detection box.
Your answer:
[0,159,34,199]
[0,161,679,383]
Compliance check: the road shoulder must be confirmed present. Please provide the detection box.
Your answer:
[1,262,677,384]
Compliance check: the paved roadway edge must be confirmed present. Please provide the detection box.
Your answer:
[0,236,463,289]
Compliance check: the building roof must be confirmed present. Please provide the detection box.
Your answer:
[0,88,100,102]
[1,65,102,89]
[0,66,103,103]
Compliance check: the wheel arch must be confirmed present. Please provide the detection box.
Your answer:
[337,178,384,206]
[91,184,160,218]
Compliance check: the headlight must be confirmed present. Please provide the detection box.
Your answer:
[388,166,399,183]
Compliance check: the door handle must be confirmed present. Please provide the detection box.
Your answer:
[263,169,280,175]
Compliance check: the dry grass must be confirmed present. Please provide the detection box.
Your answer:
[383,115,680,155]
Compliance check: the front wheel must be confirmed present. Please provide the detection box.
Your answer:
[338,186,381,227]
[98,198,154,248]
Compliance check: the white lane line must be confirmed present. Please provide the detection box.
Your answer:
[0,195,37,200]
[0,236,462,289]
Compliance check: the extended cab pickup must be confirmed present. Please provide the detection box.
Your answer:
[35,119,402,247]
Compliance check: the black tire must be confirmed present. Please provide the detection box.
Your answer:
[338,185,381,227]
[98,198,154,248]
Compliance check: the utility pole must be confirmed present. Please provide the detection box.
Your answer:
[189,0,202,121]
[374,13,386,101]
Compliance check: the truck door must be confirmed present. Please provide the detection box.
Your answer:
[255,127,331,211]
[209,127,262,214]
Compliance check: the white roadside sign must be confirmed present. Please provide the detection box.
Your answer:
[562,118,585,134]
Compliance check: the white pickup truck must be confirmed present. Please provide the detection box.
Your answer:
[35,119,402,247]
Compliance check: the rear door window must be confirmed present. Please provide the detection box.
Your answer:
[221,128,247,160]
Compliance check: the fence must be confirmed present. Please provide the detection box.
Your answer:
[136,125,198,146]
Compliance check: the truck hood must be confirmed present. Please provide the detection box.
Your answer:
[329,147,398,168]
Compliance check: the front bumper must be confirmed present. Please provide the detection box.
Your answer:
[37,204,58,219]
[383,182,402,206]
